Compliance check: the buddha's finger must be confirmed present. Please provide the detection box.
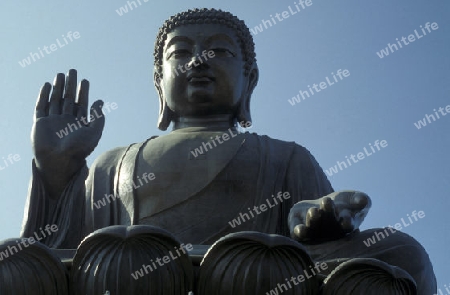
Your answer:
[35,82,51,119]
[49,73,65,115]
[305,207,321,228]
[339,213,354,233]
[289,201,313,220]
[63,69,77,115]
[89,100,105,135]
[335,191,370,211]
[320,197,338,217]
[288,212,303,234]
[293,224,309,240]
[350,192,371,210]
[76,79,89,119]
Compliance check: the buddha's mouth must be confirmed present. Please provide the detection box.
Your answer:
[187,73,215,84]
[189,77,214,83]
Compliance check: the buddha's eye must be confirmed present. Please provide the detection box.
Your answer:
[168,49,191,59]
[210,48,235,57]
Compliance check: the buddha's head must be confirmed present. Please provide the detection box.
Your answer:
[154,8,259,130]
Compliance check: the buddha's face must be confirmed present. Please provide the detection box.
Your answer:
[159,24,250,118]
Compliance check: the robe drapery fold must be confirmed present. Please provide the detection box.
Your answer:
[21,133,333,247]
[21,161,87,248]
[137,133,334,243]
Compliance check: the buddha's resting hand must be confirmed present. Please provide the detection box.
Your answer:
[288,191,371,243]
[32,69,104,197]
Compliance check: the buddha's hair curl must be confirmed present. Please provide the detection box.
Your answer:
[154,8,257,79]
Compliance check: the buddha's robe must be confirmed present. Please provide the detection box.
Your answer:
[22,129,331,246]
[20,128,436,293]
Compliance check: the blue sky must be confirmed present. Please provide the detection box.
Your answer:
[0,0,448,288]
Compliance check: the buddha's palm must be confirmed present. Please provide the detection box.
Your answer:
[32,69,104,177]
[288,191,371,243]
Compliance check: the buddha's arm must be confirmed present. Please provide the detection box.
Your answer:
[20,160,89,248]
[21,148,126,248]
[22,69,106,248]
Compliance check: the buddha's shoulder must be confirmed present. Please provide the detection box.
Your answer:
[91,141,147,170]
[244,132,310,153]
[244,134,320,169]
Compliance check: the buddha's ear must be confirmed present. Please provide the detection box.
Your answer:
[237,65,259,127]
[154,73,173,131]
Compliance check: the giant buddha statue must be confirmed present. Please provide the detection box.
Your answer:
[20,8,436,294]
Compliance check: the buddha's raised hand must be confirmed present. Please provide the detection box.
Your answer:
[31,69,104,196]
[288,191,371,243]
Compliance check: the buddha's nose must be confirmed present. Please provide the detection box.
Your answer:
[187,49,211,70]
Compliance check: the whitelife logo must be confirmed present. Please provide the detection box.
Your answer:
[250,0,313,36]
[18,31,81,68]
[228,192,291,228]
[376,22,439,59]
[288,69,350,106]
[131,243,193,280]
[0,225,58,261]
[362,210,425,247]
[55,102,118,139]
[0,153,21,171]
[325,140,388,177]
